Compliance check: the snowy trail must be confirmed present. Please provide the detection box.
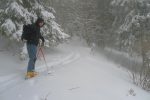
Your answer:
[0,51,80,94]
[36,52,80,73]
[0,38,150,100]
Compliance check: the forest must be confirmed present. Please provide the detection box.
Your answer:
[0,0,150,91]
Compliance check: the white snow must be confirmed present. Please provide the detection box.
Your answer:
[0,37,150,100]
[51,21,70,39]
[1,19,16,35]
[5,2,24,17]
[111,0,129,6]
[111,0,145,6]
[18,0,23,4]
[41,10,55,19]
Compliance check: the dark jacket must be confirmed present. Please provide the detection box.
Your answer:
[27,23,44,46]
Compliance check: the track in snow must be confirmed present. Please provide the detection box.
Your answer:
[0,52,80,94]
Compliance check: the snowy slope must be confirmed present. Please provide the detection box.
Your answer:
[0,37,150,100]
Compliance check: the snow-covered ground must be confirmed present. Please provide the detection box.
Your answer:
[0,37,150,100]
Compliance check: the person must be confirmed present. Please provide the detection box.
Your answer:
[23,18,45,78]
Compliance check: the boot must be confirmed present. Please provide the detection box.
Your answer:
[25,72,34,79]
[32,71,39,76]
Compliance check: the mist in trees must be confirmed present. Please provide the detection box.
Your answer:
[48,0,150,91]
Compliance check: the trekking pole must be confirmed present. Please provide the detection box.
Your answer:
[37,46,41,59]
[39,47,51,74]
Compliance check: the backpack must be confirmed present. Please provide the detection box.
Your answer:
[21,24,32,40]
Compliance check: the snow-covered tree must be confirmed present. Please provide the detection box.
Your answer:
[111,0,150,91]
[0,0,69,47]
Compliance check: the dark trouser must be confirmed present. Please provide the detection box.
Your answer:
[27,43,37,72]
